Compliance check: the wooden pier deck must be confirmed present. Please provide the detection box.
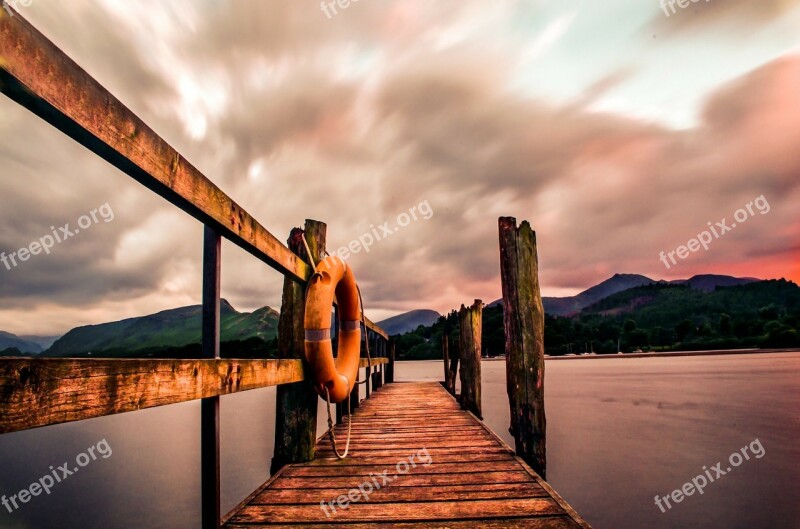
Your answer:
[224,382,591,528]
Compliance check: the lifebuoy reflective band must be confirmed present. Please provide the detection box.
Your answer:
[304,255,361,403]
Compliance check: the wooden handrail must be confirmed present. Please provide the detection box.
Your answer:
[0,357,388,434]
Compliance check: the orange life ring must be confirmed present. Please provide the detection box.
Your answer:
[304,255,361,403]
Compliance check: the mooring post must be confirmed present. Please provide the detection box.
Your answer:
[271,220,324,473]
[498,216,547,478]
[447,335,459,396]
[458,299,483,418]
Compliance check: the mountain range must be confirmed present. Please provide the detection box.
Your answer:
[40,300,278,357]
[394,276,799,359]
[489,273,758,316]
[0,273,766,357]
[377,309,441,335]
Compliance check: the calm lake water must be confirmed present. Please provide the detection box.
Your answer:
[1,353,798,529]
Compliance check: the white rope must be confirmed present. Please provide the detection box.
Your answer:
[324,378,352,460]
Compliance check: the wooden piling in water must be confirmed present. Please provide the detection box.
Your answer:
[271,220,325,473]
[498,216,547,478]
[458,299,483,418]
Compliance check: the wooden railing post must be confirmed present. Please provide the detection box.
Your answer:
[458,299,483,418]
[271,220,325,473]
[372,336,382,390]
[442,334,449,383]
[201,226,221,529]
[364,331,371,400]
[499,217,546,478]
[385,340,395,384]
[349,370,360,412]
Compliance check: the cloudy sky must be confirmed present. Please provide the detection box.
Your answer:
[1,0,800,336]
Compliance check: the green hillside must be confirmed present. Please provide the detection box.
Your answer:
[549,279,800,354]
[44,300,279,358]
[393,279,800,359]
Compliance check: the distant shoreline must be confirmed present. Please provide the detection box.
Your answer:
[396,348,800,362]
[542,348,800,360]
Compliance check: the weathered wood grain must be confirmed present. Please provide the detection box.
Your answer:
[254,482,547,504]
[458,299,483,418]
[499,217,547,478]
[0,358,305,433]
[231,498,564,524]
[273,222,325,472]
[226,518,582,529]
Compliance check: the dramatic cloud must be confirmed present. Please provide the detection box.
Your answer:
[1,0,799,335]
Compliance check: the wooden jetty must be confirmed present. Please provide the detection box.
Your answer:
[0,8,591,529]
[225,382,590,528]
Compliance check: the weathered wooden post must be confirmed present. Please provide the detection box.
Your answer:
[458,299,483,418]
[443,335,457,395]
[271,220,324,473]
[385,340,395,383]
[447,335,459,396]
[499,217,546,478]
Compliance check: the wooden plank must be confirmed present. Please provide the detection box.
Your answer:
[282,460,522,477]
[0,358,304,433]
[313,446,512,459]
[299,451,512,466]
[269,471,534,490]
[254,482,547,504]
[359,358,388,367]
[226,518,582,529]
[230,498,565,524]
